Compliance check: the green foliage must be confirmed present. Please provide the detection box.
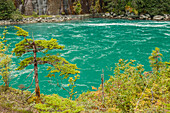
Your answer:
[15,26,29,37]
[13,26,80,100]
[32,11,38,18]
[13,38,64,57]
[103,0,170,16]
[77,47,170,112]
[73,1,82,15]
[34,94,84,112]
[0,27,13,87]
[22,15,53,19]
[39,15,52,18]
[10,9,23,21]
[0,0,16,20]
[90,0,101,14]
[141,0,170,16]
[149,47,163,72]
[103,0,127,15]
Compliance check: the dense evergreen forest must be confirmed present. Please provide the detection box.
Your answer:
[0,0,170,20]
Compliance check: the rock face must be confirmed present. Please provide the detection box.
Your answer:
[32,0,48,15]
[47,0,61,15]
[24,0,34,15]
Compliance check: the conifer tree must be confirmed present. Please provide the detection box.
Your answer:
[13,26,80,101]
[0,0,16,20]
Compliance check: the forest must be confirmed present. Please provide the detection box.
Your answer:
[0,0,170,20]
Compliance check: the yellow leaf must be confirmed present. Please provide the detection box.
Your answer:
[91,86,97,90]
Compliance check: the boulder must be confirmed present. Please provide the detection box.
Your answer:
[105,13,110,17]
[153,15,164,20]
[112,13,117,17]
[139,14,148,20]
[164,14,170,20]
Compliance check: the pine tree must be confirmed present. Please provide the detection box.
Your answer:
[13,26,80,102]
[0,0,16,20]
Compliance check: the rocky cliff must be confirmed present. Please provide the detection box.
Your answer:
[14,0,96,15]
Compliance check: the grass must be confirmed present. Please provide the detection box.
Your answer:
[22,15,61,19]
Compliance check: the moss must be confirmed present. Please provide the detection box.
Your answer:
[22,15,53,19]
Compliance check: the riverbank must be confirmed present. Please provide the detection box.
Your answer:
[0,13,169,26]
[95,13,170,21]
[0,14,91,26]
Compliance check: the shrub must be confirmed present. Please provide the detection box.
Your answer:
[90,0,101,14]
[34,94,84,112]
[10,9,23,21]
[0,0,16,20]
[32,11,38,18]
[77,47,170,112]
[0,27,13,87]
[73,1,82,15]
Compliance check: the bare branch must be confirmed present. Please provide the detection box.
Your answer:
[26,69,34,79]
[24,36,32,45]
[26,90,35,101]
[23,75,35,91]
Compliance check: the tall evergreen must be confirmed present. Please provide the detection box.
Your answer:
[0,0,16,20]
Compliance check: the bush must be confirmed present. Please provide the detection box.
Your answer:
[0,0,16,20]
[0,27,13,87]
[10,10,23,21]
[77,47,170,112]
[73,1,82,15]
[33,94,84,112]
[32,11,38,18]
[90,0,101,14]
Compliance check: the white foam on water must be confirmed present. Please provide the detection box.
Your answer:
[138,21,170,24]
[164,33,170,36]
[71,56,82,62]
[75,84,88,87]
[85,23,167,27]
[57,22,169,28]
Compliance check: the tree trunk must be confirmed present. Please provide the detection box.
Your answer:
[33,42,40,99]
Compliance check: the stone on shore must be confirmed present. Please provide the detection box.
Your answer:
[153,15,164,20]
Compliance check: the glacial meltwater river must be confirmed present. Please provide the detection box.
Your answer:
[0,18,170,98]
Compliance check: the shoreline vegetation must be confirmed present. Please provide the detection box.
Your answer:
[0,0,169,26]
[0,26,170,112]
[0,13,169,26]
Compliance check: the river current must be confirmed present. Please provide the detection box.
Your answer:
[0,18,170,98]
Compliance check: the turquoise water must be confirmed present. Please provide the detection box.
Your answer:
[0,18,170,98]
